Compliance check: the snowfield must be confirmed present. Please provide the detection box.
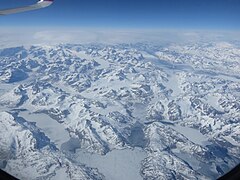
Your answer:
[0,42,239,179]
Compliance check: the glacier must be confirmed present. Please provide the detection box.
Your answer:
[0,41,239,179]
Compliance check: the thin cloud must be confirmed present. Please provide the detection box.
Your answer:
[0,28,239,48]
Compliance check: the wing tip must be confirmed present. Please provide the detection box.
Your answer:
[38,0,54,3]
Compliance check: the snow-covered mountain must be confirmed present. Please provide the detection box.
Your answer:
[0,42,239,180]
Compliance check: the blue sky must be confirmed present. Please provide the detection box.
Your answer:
[0,0,240,30]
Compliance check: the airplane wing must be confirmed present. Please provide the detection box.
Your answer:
[0,0,53,15]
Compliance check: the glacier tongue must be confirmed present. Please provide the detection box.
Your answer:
[18,110,70,149]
